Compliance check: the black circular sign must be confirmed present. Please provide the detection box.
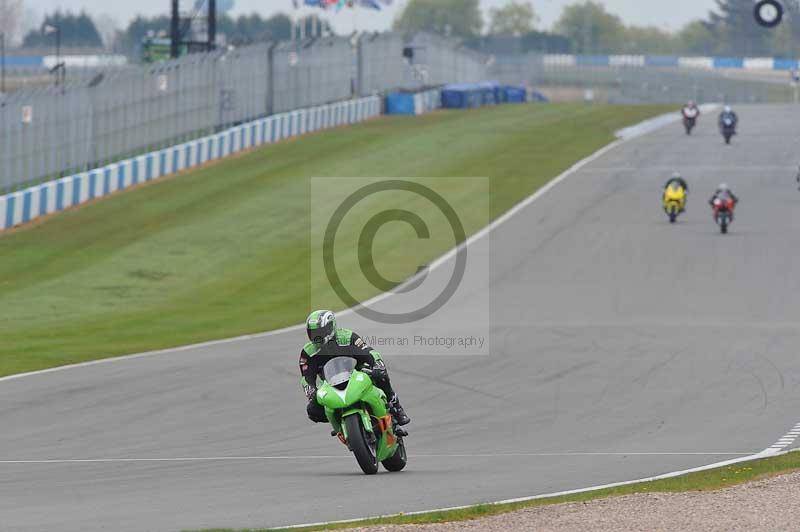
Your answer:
[755,0,784,28]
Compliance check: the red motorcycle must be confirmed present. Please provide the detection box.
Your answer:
[712,197,735,234]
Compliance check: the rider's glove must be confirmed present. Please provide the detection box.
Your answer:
[302,382,317,401]
[361,363,387,383]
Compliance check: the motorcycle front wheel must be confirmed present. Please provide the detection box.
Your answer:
[345,415,379,475]
[381,437,407,472]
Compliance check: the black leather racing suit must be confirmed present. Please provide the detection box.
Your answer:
[299,328,397,423]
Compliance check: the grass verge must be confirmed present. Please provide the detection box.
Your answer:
[0,103,671,377]
[197,450,800,531]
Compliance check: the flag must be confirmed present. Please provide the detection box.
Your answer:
[42,24,58,35]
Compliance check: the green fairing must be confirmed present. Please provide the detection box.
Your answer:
[317,369,399,464]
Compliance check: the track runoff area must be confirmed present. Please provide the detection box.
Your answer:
[2,105,800,531]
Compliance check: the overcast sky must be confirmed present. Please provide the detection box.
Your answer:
[25,0,719,34]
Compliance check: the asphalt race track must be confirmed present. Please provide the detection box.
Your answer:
[2,105,800,532]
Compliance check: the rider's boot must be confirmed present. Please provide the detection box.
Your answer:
[388,393,411,426]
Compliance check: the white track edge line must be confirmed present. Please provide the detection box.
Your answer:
[279,447,798,530]
[0,113,647,385]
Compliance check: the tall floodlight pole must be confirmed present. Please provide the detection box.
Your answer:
[57,27,61,85]
[170,0,180,58]
[43,24,63,87]
[582,5,591,55]
[208,0,216,50]
[581,6,595,103]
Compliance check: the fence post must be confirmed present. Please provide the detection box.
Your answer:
[267,42,277,116]
[356,34,364,97]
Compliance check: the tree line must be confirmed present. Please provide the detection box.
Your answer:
[15,10,295,54]
[15,0,800,58]
[396,0,800,58]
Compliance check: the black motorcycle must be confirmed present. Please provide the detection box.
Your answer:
[683,115,697,135]
[682,108,699,135]
[720,116,736,144]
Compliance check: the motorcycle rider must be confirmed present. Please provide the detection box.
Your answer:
[681,101,700,134]
[664,172,689,213]
[299,310,411,426]
[681,100,700,120]
[718,105,738,131]
[708,183,739,220]
[664,172,689,195]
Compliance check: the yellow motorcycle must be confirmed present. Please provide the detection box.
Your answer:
[663,184,686,223]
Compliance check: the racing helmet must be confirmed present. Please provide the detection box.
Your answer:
[723,105,732,113]
[306,310,337,345]
[718,183,730,192]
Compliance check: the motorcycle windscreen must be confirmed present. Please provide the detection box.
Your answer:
[323,357,356,387]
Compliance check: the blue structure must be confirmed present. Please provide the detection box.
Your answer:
[439,82,528,109]
[385,93,416,115]
[441,83,486,109]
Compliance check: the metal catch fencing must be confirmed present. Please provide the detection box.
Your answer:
[0,32,487,193]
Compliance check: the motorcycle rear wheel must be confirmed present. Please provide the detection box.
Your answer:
[345,415,379,475]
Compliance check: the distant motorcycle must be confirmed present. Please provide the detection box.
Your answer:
[682,107,699,135]
[712,197,735,234]
[663,184,687,223]
[720,116,736,144]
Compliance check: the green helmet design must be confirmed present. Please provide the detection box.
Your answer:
[306,310,337,345]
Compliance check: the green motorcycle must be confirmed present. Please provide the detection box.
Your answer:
[316,357,407,475]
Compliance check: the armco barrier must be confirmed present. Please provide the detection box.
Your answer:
[0,96,382,232]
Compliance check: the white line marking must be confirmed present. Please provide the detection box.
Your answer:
[766,422,800,451]
[0,452,753,465]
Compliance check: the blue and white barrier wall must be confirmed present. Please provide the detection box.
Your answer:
[0,96,381,231]
[543,54,800,71]
[1,54,127,70]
